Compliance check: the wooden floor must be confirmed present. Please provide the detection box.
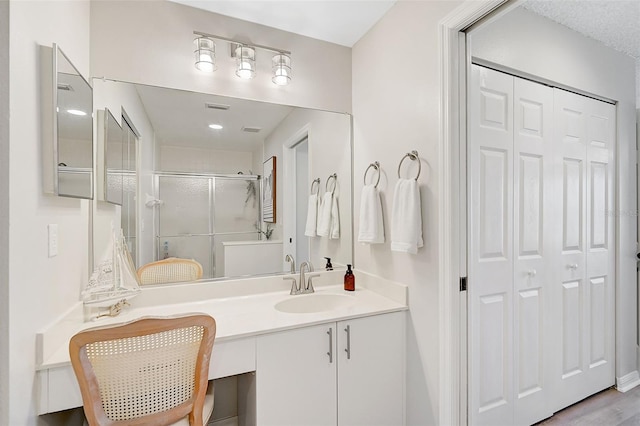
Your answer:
[536,385,640,425]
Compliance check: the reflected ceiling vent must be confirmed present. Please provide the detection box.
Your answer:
[242,126,262,133]
[57,83,73,91]
[205,102,230,111]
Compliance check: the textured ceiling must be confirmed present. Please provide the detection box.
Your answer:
[522,0,640,60]
[522,0,640,106]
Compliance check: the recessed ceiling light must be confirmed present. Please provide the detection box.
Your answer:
[67,109,87,116]
[208,124,223,130]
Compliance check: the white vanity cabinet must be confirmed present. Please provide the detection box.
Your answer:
[255,311,405,425]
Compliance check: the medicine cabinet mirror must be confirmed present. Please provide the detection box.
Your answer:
[92,80,352,285]
[98,108,123,205]
[40,43,93,199]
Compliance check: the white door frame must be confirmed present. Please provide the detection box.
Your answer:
[282,124,311,271]
[438,1,639,424]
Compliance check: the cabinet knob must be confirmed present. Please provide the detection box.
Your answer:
[568,263,578,270]
[527,269,537,277]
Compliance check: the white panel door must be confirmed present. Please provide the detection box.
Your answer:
[512,78,554,426]
[468,64,514,426]
[469,65,615,425]
[552,89,615,411]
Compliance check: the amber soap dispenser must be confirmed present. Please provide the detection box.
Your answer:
[344,264,355,291]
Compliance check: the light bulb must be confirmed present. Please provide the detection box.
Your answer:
[194,37,216,72]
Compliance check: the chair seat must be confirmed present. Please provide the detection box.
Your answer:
[172,385,215,426]
[83,386,214,426]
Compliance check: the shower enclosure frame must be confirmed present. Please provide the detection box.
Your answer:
[152,171,262,279]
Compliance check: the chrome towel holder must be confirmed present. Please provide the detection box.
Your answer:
[310,178,320,195]
[326,173,337,194]
[364,161,381,188]
[397,150,421,181]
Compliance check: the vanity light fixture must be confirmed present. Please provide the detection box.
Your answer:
[193,31,292,85]
[234,45,256,79]
[194,36,216,72]
[208,124,223,130]
[272,53,291,86]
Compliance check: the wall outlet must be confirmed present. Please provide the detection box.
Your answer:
[48,224,58,257]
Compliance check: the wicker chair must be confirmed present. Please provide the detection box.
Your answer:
[137,258,203,285]
[69,314,216,426]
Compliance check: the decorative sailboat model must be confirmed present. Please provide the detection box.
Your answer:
[82,228,140,308]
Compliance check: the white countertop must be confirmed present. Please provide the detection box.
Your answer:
[38,276,407,371]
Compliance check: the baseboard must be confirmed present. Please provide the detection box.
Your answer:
[209,416,239,426]
[616,370,640,392]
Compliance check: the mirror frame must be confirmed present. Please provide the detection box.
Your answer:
[97,107,124,205]
[40,43,94,200]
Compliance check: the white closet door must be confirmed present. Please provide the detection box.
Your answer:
[512,78,554,426]
[552,89,615,411]
[468,64,514,426]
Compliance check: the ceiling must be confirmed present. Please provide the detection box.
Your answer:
[522,0,640,61]
[134,84,293,151]
[169,0,396,47]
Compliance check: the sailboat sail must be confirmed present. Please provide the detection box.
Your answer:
[83,229,140,306]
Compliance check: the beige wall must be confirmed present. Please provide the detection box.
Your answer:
[90,0,352,114]
[0,0,9,422]
[352,1,461,423]
[8,1,91,424]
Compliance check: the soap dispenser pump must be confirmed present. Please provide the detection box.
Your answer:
[324,257,333,271]
[344,264,355,291]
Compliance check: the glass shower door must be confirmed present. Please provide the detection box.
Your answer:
[212,177,261,277]
[157,175,213,278]
[155,174,261,280]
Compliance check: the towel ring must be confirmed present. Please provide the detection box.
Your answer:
[364,161,381,188]
[397,150,421,181]
[310,178,320,195]
[326,173,337,194]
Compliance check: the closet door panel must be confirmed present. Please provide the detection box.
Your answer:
[584,97,615,390]
[513,77,554,426]
[468,64,514,426]
[552,89,615,411]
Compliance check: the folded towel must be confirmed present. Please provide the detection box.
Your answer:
[358,184,384,244]
[316,192,333,237]
[391,179,423,254]
[330,194,340,239]
[304,194,318,237]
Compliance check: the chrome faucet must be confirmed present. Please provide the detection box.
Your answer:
[299,261,320,294]
[283,275,300,295]
[285,254,296,274]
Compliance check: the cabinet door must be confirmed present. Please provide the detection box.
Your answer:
[256,323,337,426]
[337,312,405,426]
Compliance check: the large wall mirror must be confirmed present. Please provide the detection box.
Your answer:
[92,80,352,285]
[41,43,93,199]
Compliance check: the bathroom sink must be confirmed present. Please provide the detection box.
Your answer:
[275,293,354,314]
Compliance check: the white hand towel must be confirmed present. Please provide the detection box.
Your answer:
[330,194,340,239]
[391,179,423,254]
[317,192,333,237]
[304,194,318,237]
[358,184,384,244]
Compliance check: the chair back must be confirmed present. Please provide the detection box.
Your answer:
[137,258,203,285]
[69,314,216,426]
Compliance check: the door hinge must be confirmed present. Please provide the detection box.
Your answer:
[460,276,467,292]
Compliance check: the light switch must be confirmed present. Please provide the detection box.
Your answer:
[48,224,58,257]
